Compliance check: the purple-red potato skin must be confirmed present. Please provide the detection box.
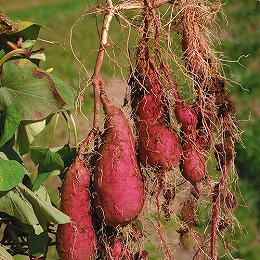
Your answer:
[175,101,198,132]
[180,141,206,185]
[131,66,181,171]
[110,241,133,260]
[93,94,144,227]
[137,123,181,171]
[57,156,96,260]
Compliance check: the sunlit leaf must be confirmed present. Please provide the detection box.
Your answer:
[22,120,46,144]
[0,158,26,191]
[0,59,67,120]
[30,53,46,62]
[19,184,70,224]
[17,119,47,157]
[50,74,77,111]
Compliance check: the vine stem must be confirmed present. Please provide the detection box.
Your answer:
[68,111,78,146]
[91,0,173,130]
[78,129,96,160]
[91,0,114,130]
[0,48,30,67]
[49,113,60,147]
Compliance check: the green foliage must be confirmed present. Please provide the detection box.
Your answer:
[0,11,77,257]
[0,158,26,191]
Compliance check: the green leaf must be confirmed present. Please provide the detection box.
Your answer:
[16,120,46,155]
[56,144,77,169]
[0,246,14,260]
[30,53,46,62]
[50,74,77,111]
[5,22,41,49]
[31,147,64,191]
[0,186,39,224]
[23,120,46,144]
[30,147,64,171]
[0,183,70,225]
[0,158,26,191]
[32,171,51,192]
[0,59,67,120]
[32,168,60,192]
[28,230,49,257]
[0,142,23,164]
[17,123,30,156]
[0,105,21,148]
[18,184,70,224]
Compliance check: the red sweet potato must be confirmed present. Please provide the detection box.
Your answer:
[180,140,207,186]
[109,240,133,260]
[131,62,181,171]
[56,141,96,260]
[137,123,181,171]
[93,90,144,227]
[174,101,198,132]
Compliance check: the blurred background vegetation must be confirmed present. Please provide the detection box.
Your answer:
[1,0,260,259]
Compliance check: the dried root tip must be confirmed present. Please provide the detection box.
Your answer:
[181,200,199,228]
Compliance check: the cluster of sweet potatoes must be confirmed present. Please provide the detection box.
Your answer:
[56,37,212,260]
[55,4,236,259]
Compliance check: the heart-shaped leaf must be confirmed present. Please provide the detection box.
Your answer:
[0,59,67,120]
[0,158,26,191]
[30,147,64,171]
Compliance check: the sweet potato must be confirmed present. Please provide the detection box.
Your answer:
[56,139,96,260]
[180,140,206,186]
[93,89,144,227]
[174,101,197,133]
[131,62,181,171]
[137,123,181,171]
[109,240,133,260]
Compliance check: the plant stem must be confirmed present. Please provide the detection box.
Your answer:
[91,0,173,130]
[68,111,78,146]
[91,0,114,130]
[49,113,59,147]
[0,48,30,67]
